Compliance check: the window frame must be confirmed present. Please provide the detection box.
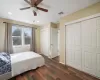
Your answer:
[12,25,31,47]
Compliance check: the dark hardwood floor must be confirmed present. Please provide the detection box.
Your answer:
[52,56,59,63]
[9,55,100,80]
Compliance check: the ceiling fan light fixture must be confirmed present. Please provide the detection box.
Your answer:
[31,7,38,11]
[20,0,48,16]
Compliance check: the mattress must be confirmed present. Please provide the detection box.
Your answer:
[11,52,45,77]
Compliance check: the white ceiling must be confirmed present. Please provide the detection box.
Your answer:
[0,0,100,26]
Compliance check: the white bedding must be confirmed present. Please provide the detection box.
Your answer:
[11,52,45,77]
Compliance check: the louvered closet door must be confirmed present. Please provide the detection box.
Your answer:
[66,22,82,70]
[81,18,97,76]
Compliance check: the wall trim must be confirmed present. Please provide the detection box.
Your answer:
[59,62,65,65]
[65,13,100,26]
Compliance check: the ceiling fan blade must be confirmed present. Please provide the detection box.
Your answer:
[33,11,37,16]
[35,0,43,6]
[39,3,50,8]
[20,7,31,10]
[24,0,31,5]
[36,7,48,12]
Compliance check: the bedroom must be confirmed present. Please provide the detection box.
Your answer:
[0,0,100,80]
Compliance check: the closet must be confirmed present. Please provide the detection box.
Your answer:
[40,23,58,58]
[65,14,100,78]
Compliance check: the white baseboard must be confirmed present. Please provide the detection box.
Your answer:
[59,62,65,65]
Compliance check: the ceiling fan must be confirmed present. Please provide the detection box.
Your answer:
[20,0,48,16]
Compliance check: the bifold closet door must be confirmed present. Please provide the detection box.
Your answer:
[66,22,82,70]
[96,17,100,77]
[66,16,100,78]
[81,18,97,76]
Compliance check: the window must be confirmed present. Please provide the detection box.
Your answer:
[12,25,32,46]
[23,28,32,45]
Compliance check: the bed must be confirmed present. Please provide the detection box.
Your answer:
[0,52,45,80]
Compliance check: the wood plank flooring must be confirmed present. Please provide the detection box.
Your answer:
[52,56,59,63]
[9,55,100,80]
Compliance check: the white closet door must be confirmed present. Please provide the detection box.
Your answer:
[97,17,100,77]
[66,22,82,70]
[81,18,97,76]
[40,28,50,57]
[74,23,82,70]
[66,16,100,78]
[50,27,58,58]
[66,24,74,67]
[97,52,100,77]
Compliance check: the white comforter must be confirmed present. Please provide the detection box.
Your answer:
[11,52,44,77]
